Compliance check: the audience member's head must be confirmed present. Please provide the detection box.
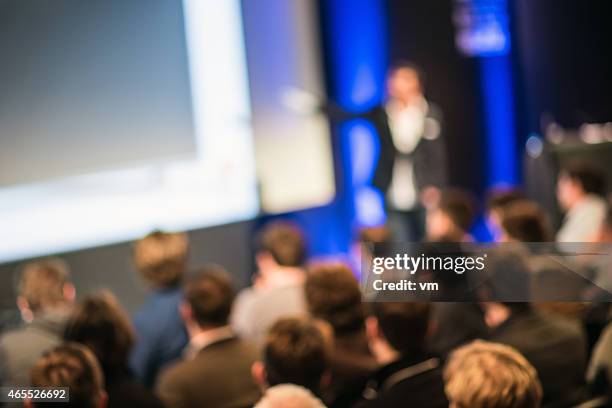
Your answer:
[28,342,107,408]
[557,161,606,211]
[133,231,188,289]
[256,221,306,267]
[253,317,329,395]
[387,61,424,104]
[180,264,235,335]
[353,225,391,267]
[482,303,532,330]
[444,340,542,408]
[427,189,476,242]
[255,221,306,279]
[64,290,135,374]
[254,384,327,408]
[305,262,364,335]
[498,200,552,242]
[486,188,526,239]
[366,302,431,362]
[16,258,75,322]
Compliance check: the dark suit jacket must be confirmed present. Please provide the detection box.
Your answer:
[490,308,588,407]
[355,353,448,408]
[156,336,261,408]
[325,329,377,408]
[105,368,164,408]
[367,104,447,195]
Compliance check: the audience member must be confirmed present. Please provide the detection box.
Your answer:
[498,200,553,243]
[498,200,591,301]
[485,188,526,241]
[358,302,448,408]
[556,161,607,242]
[426,188,476,242]
[232,221,308,347]
[304,263,377,406]
[156,265,260,408]
[483,302,588,406]
[0,258,75,386]
[252,317,330,399]
[130,231,189,388]
[425,192,487,358]
[351,226,391,278]
[27,342,107,408]
[64,290,163,408]
[254,384,327,408]
[444,340,542,408]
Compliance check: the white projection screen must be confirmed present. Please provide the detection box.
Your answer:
[0,0,335,263]
[0,0,258,262]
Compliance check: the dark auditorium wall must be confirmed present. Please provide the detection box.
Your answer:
[513,0,612,132]
[385,0,486,193]
[0,221,255,318]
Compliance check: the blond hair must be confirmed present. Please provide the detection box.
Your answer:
[18,258,71,313]
[133,231,188,288]
[444,340,542,408]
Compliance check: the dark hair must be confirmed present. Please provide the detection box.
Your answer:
[486,188,526,213]
[389,60,426,91]
[256,221,306,267]
[263,317,328,394]
[370,302,431,355]
[561,161,606,196]
[500,200,552,242]
[30,342,105,408]
[439,189,477,232]
[305,263,365,335]
[184,265,235,328]
[64,290,135,373]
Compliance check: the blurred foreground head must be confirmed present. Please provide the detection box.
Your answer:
[255,221,306,272]
[181,265,235,332]
[498,200,552,242]
[426,188,476,242]
[17,258,75,321]
[486,188,525,240]
[133,231,188,289]
[254,384,326,408]
[367,302,431,358]
[64,290,135,374]
[28,342,107,408]
[305,262,364,335]
[557,161,606,211]
[444,340,542,408]
[254,317,329,395]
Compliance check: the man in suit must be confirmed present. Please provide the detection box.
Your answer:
[0,258,75,387]
[484,302,588,406]
[372,62,447,241]
[251,317,330,400]
[156,265,260,408]
[357,302,448,408]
